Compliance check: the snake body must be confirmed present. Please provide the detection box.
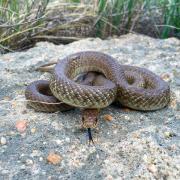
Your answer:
[25,51,170,140]
[47,51,170,111]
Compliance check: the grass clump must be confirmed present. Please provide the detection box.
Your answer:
[95,0,180,38]
[0,0,49,52]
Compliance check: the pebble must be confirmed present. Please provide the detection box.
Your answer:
[124,115,130,120]
[164,131,175,138]
[31,128,36,133]
[106,175,113,180]
[161,73,171,82]
[0,137,7,145]
[65,137,70,143]
[54,139,62,145]
[113,130,117,134]
[39,157,43,161]
[47,152,62,165]
[147,164,158,174]
[20,165,26,170]
[103,114,113,121]
[26,159,33,165]
[31,150,41,157]
[1,169,9,174]
[15,120,27,133]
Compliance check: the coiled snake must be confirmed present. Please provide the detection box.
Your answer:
[25,51,170,142]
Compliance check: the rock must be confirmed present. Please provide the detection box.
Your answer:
[47,152,62,165]
[31,128,36,133]
[147,164,158,174]
[26,159,33,165]
[103,114,113,121]
[164,131,176,138]
[15,120,28,133]
[0,137,7,145]
[0,34,179,179]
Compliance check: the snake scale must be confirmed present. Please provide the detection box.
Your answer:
[25,51,170,137]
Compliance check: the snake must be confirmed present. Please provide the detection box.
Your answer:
[25,51,170,141]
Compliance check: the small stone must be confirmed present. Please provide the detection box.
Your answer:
[47,152,62,165]
[103,114,113,121]
[9,131,16,135]
[124,115,130,120]
[132,133,140,139]
[168,144,177,151]
[106,175,113,180]
[54,139,62,145]
[31,128,36,133]
[65,137,70,143]
[164,131,175,138]
[15,120,27,133]
[161,73,171,82]
[147,164,157,174]
[26,159,33,165]
[0,137,7,145]
[20,165,26,170]
[31,150,41,157]
[113,130,117,134]
[1,169,9,174]
[96,154,99,159]
[39,157,43,161]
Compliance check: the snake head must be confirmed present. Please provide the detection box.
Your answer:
[82,109,99,129]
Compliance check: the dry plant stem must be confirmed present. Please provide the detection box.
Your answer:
[0,99,64,105]
[35,61,57,72]
[130,2,146,32]
[32,35,83,43]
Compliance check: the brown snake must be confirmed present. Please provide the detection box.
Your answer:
[25,51,170,142]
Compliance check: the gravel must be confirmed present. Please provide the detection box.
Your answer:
[0,33,179,179]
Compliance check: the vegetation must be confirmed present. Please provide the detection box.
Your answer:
[0,0,49,52]
[0,0,179,53]
[96,0,180,38]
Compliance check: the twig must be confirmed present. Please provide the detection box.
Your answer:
[0,23,44,43]
[0,99,64,105]
[32,35,83,43]
[0,44,14,52]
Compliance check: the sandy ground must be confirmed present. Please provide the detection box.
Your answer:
[0,34,179,179]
